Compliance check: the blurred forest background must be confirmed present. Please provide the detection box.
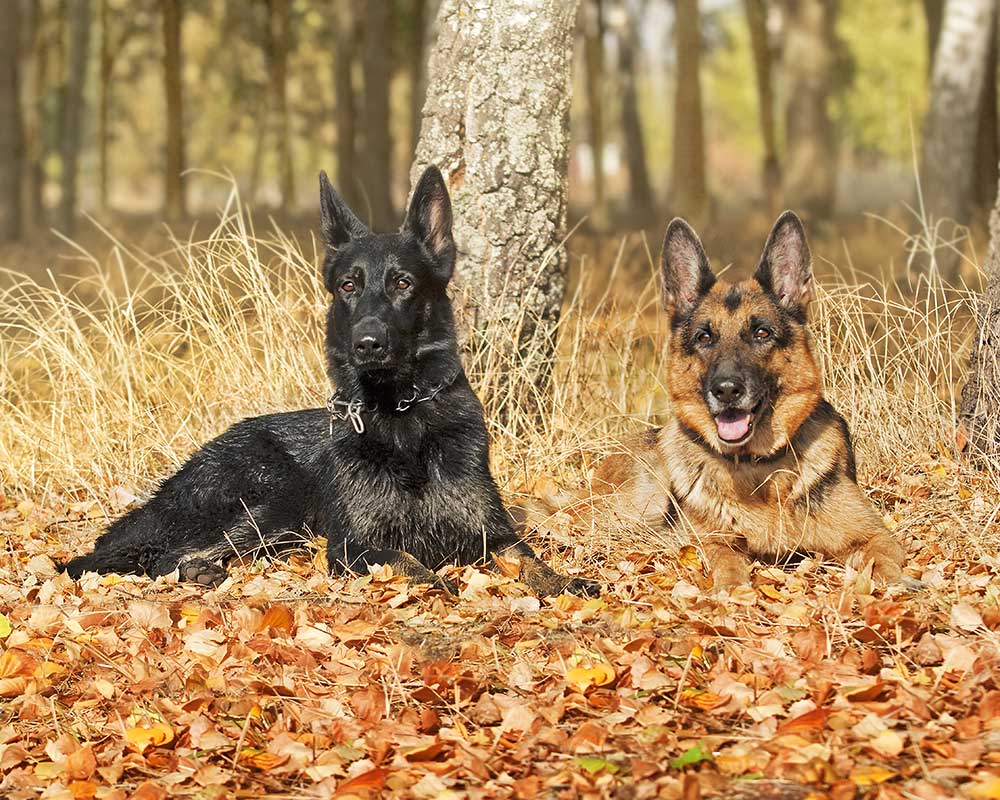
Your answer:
[0,0,991,285]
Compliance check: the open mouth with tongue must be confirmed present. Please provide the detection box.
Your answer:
[714,406,758,444]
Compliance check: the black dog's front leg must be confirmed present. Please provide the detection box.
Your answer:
[489,534,601,598]
[327,537,457,593]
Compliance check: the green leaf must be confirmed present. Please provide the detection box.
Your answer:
[0,614,11,639]
[669,742,713,770]
[575,756,620,775]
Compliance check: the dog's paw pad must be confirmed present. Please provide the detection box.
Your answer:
[179,558,228,587]
[565,577,602,598]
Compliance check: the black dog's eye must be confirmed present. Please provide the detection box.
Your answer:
[754,326,772,341]
[695,329,713,346]
[395,277,412,291]
[341,280,356,294]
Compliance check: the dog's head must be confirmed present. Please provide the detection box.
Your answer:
[659,211,823,457]
[318,166,458,391]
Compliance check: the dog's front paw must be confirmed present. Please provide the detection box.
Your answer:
[564,576,602,597]
[179,558,228,587]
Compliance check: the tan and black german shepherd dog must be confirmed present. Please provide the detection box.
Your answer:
[540,212,906,589]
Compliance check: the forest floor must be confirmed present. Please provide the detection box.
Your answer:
[1,205,999,799]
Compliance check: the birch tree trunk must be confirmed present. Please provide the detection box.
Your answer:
[412,0,579,395]
[0,0,24,241]
[920,0,995,275]
[781,0,837,220]
[672,0,708,225]
[745,0,781,213]
[960,176,1000,458]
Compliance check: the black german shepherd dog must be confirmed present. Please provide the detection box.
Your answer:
[64,167,599,598]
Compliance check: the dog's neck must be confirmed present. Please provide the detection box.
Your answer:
[328,349,464,411]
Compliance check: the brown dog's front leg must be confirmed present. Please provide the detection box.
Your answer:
[700,539,753,589]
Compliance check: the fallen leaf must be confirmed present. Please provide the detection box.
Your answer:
[124,722,174,754]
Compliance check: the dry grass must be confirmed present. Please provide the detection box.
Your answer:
[2,190,998,566]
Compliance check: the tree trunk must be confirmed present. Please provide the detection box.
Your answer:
[332,0,358,210]
[23,0,46,228]
[672,0,708,225]
[98,0,111,210]
[0,0,25,241]
[360,2,394,230]
[920,0,995,275]
[781,0,837,220]
[923,0,944,75]
[413,0,580,396]
[161,0,185,220]
[960,175,1000,457]
[745,0,781,213]
[265,0,294,213]
[583,0,606,226]
[59,0,91,234]
[616,0,653,217]
[974,15,999,214]
[409,0,428,160]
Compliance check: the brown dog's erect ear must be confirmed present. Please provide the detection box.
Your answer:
[319,171,369,246]
[754,211,813,313]
[404,165,456,281]
[660,217,715,316]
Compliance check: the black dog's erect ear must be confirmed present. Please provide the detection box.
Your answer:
[754,210,813,313]
[319,171,369,246]
[404,165,456,281]
[660,217,715,316]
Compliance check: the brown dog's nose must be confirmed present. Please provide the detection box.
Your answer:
[711,378,745,404]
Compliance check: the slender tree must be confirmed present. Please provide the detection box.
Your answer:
[582,0,606,225]
[920,0,996,274]
[781,0,837,220]
[974,14,998,213]
[408,0,428,160]
[59,0,92,233]
[0,0,25,241]
[745,0,781,212]
[672,0,708,224]
[413,0,580,397]
[264,0,294,212]
[360,2,394,229]
[331,0,358,211]
[21,0,46,228]
[161,0,186,219]
[923,0,944,73]
[616,0,653,217]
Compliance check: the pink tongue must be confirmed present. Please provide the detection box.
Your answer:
[716,410,751,442]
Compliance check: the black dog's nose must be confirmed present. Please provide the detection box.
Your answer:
[352,318,388,359]
[711,379,745,404]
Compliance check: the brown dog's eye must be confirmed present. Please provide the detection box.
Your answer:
[341,280,356,293]
[754,326,772,341]
[696,330,712,345]
[396,278,412,291]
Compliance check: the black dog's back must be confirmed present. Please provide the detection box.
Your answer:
[64,409,326,579]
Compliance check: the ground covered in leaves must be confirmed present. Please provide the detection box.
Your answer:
[2,477,999,800]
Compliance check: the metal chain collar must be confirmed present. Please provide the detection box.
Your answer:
[326,367,461,435]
